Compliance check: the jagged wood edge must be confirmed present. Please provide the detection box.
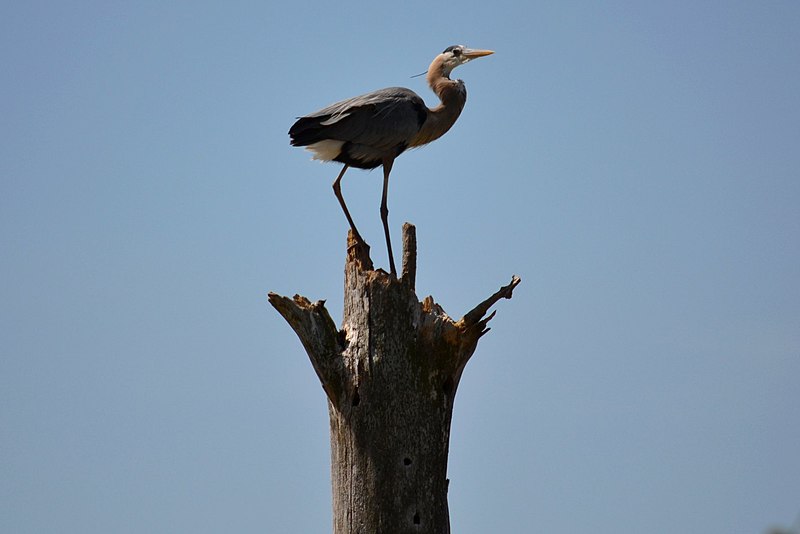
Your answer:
[267,293,346,404]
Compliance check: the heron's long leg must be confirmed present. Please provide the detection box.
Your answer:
[332,164,364,242]
[380,158,397,277]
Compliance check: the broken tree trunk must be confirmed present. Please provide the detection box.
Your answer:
[269,223,520,533]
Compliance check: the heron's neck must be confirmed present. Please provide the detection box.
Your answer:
[410,75,466,148]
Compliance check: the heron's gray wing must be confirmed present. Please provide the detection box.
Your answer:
[300,87,427,151]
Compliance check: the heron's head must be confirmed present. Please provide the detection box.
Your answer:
[434,45,494,78]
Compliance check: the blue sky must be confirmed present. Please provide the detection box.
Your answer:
[2,1,798,532]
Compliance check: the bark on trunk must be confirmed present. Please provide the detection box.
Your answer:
[269,224,520,533]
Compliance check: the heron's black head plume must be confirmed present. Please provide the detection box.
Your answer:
[443,45,464,54]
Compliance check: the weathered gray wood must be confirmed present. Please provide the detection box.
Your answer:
[270,224,519,533]
[401,222,416,291]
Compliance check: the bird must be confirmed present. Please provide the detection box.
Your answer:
[289,45,494,276]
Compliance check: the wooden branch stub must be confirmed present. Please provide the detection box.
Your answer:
[401,222,417,290]
[458,275,521,329]
[442,275,522,374]
[267,292,345,404]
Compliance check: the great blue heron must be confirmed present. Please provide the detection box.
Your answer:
[289,45,494,276]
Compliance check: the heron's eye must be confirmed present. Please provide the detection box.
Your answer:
[452,48,462,57]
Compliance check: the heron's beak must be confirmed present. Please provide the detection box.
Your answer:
[462,48,494,59]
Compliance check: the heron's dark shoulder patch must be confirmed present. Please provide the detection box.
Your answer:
[413,101,427,128]
[389,88,427,128]
[371,87,427,127]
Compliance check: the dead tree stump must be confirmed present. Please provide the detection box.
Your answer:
[269,223,520,533]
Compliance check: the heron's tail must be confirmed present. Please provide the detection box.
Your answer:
[289,116,330,147]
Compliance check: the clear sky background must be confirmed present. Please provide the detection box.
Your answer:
[2,1,798,533]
